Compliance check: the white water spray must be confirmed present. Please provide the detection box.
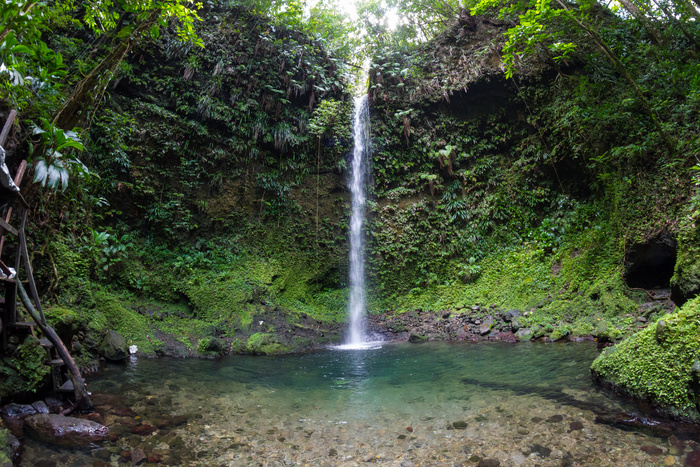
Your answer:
[345,95,371,348]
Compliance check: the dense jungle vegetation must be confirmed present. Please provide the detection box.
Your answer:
[1,0,700,421]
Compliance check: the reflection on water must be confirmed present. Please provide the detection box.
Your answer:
[20,342,695,466]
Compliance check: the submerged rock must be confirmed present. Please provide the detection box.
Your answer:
[98,330,129,362]
[24,414,109,447]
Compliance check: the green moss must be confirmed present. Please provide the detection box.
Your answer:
[549,325,571,341]
[0,336,50,397]
[591,297,700,420]
[245,332,290,354]
[671,217,700,301]
[0,425,10,466]
[197,336,225,356]
[91,290,156,353]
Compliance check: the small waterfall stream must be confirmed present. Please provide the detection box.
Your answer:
[345,95,370,347]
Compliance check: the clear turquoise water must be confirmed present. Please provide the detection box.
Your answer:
[22,342,685,466]
[89,341,607,421]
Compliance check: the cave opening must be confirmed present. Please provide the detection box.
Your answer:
[624,239,677,290]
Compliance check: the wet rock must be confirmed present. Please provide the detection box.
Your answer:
[24,414,109,447]
[130,424,157,436]
[568,421,583,432]
[98,330,129,361]
[479,319,493,335]
[93,460,111,467]
[1,403,38,436]
[408,332,427,343]
[665,456,676,466]
[44,396,63,414]
[452,421,468,429]
[33,460,56,467]
[494,331,517,343]
[641,445,663,455]
[477,459,500,467]
[685,450,700,466]
[329,448,337,456]
[546,414,564,423]
[510,318,521,332]
[114,407,136,417]
[31,401,50,414]
[530,417,543,423]
[155,415,187,429]
[515,328,532,341]
[529,444,552,458]
[131,447,146,465]
[91,394,125,407]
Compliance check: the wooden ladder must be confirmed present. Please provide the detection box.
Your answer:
[0,110,93,412]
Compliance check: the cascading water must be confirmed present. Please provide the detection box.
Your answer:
[345,94,370,347]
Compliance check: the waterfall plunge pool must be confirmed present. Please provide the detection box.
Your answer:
[21,341,697,466]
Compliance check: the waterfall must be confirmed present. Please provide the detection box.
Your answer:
[346,94,370,346]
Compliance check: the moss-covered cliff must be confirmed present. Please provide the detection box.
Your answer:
[2,2,700,417]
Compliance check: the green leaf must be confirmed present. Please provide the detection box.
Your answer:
[10,45,33,55]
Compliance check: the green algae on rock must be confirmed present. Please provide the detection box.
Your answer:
[591,297,700,421]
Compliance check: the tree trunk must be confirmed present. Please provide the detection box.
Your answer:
[681,0,700,21]
[650,0,700,52]
[52,11,159,130]
[616,0,666,45]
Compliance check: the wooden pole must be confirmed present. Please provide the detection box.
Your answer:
[0,110,17,147]
[17,280,94,413]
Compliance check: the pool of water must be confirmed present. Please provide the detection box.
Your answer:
[21,341,697,466]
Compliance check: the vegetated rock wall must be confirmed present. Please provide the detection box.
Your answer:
[363,10,698,332]
[9,3,360,367]
[362,9,700,421]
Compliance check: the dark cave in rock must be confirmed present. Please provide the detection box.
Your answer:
[624,236,677,290]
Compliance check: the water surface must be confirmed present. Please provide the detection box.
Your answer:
[21,342,694,466]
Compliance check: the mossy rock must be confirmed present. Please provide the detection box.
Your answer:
[245,333,289,355]
[197,337,225,356]
[0,336,50,397]
[549,326,570,342]
[671,219,700,305]
[0,425,10,466]
[591,297,700,421]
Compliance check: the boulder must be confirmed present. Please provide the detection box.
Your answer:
[515,328,532,341]
[98,330,128,361]
[479,319,494,335]
[0,403,37,437]
[504,309,521,322]
[24,414,109,447]
[408,331,428,343]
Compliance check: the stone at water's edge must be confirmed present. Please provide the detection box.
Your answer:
[0,403,38,437]
[515,328,532,341]
[98,330,129,361]
[24,414,109,447]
